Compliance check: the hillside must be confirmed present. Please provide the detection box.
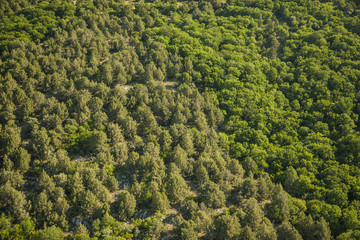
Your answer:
[1,0,360,239]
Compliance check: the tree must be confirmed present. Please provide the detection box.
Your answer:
[193,110,209,132]
[0,123,21,156]
[172,104,187,125]
[213,214,241,239]
[127,84,149,109]
[242,157,258,176]
[34,191,54,228]
[257,173,273,201]
[99,62,113,85]
[239,226,257,240]
[159,129,172,153]
[326,187,348,208]
[106,122,124,147]
[137,215,165,239]
[151,191,170,213]
[113,142,128,165]
[166,164,191,204]
[180,130,195,156]
[87,179,111,204]
[35,225,64,240]
[311,218,331,240]
[241,198,263,232]
[257,218,277,240]
[74,234,91,240]
[266,184,290,223]
[0,216,36,240]
[242,174,258,199]
[0,213,11,231]
[283,167,298,195]
[179,220,198,240]
[119,116,138,139]
[0,169,25,189]
[38,171,56,194]
[264,34,280,59]
[88,130,109,154]
[30,127,52,160]
[200,181,226,208]
[172,145,191,175]
[94,151,114,166]
[277,221,303,240]
[195,164,209,185]
[0,182,29,221]
[69,172,85,198]
[11,147,31,173]
[134,103,158,135]
[78,190,102,218]
[294,213,315,240]
[112,191,136,221]
[52,188,70,229]
[181,200,200,221]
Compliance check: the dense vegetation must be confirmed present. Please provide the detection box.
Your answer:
[1,0,360,239]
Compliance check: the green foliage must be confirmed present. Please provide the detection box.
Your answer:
[111,191,136,221]
[277,221,303,240]
[0,182,29,221]
[213,213,241,239]
[166,164,191,204]
[35,225,64,240]
[1,0,360,238]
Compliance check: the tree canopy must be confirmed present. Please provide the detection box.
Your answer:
[1,0,360,239]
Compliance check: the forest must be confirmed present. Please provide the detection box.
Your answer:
[0,0,360,239]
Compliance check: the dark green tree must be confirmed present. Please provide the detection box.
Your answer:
[112,191,136,221]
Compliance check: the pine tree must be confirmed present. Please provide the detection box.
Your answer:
[277,221,303,240]
[112,191,136,221]
[166,164,191,204]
